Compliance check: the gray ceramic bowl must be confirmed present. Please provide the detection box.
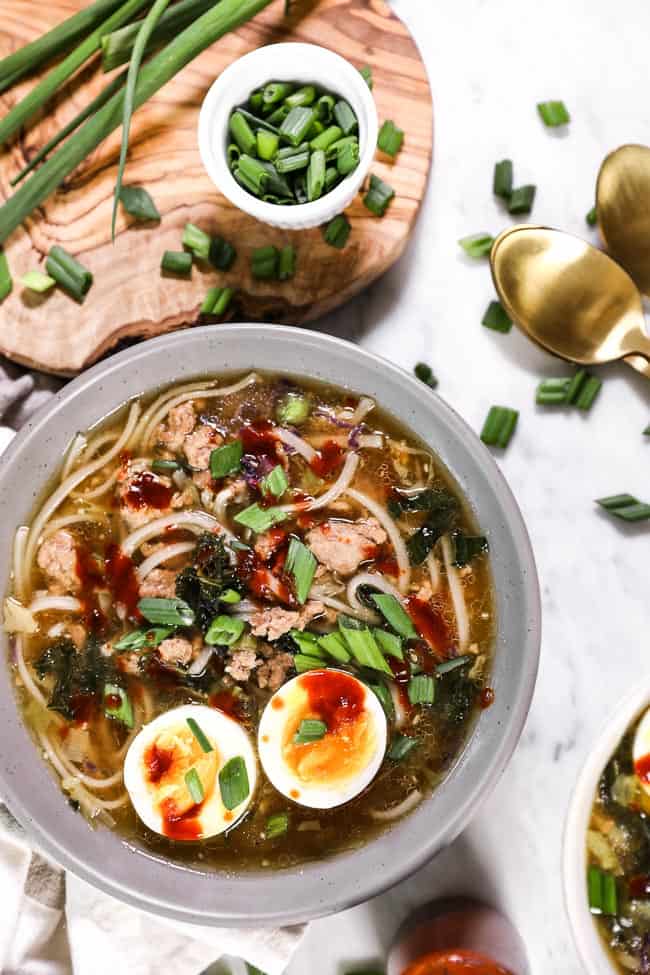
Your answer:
[0,325,540,927]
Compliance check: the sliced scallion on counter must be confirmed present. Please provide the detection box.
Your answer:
[414,362,438,389]
[205,614,245,646]
[378,119,404,157]
[537,100,570,127]
[285,537,317,604]
[119,185,160,221]
[459,234,494,259]
[278,245,296,281]
[187,716,213,753]
[388,733,417,761]
[371,593,417,639]
[266,811,289,838]
[408,674,435,706]
[20,271,56,293]
[359,65,373,89]
[586,206,598,227]
[536,377,572,405]
[596,494,650,522]
[322,214,351,249]
[182,222,211,261]
[103,683,134,727]
[261,464,288,498]
[493,159,513,200]
[644,424,650,437]
[210,439,242,479]
[251,245,279,280]
[45,245,93,301]
[185,766,205,804]
[0,249,12,302]
[219,755,250,809]
[161,250,192,275]
[507,184,536,215]
[138,596,195,627]
[293,718,327,744]
[482,300,512,334]
[234,503,288,533]
[436,655,474,675]
[536,370,601,410]
[363,174,395,217]
[480,406,518,448]
[209,236,236,271]
[200,286,234,317]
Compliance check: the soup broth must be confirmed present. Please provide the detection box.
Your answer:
[4,372,494,871]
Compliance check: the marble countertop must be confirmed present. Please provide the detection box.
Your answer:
[287,0,650,971]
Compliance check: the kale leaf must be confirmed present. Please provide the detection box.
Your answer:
[175,533,240,633]
[35,634,116,719]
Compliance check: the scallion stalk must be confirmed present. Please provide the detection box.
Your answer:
[377,119,404,157]
[333,100,358,136]
[278,245,296,281]
[493,159,513,200]
[480,406,518,449]
[251,245,279,280]
[101,0,214,71]
[322,214,351,249]
[280,106,317,147]
[363,174,395,217]
[45,245,93,301]
[182,222,211,261]
[161,250,192,275]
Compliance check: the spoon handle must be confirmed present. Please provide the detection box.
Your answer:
[624,354,650,379]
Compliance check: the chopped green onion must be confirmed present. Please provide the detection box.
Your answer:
[338,616,391,675]
[275,149,310,173]
[113,626,173,650]
[377,120,404,157]
[307,149,326,201]
[290,630,325,656]
[480,406,518,448]
[588,865,603,913]
[294,654,324,673]
[119,185,160,222]
[596,494,650,522]
[234,503,288,533]
[374,628,403,660]
[408,674,435,706]
[186,716,213,753]
[201,286,234,317]
[251,245,279,280]
[371,593,417,639]
[359,65,373,89]
[161,250,192,276]
[0,249,12,302]
[333,100,358,136]
[278,245,296,281]
[267,104,291,127]
[293,718,327,744]
[236,153,270,196]
[210,439,243,479]
[603,873,618,916]
[508,184,536,215]
[20,271,55,293]
[262,81,294,106]
[104,683,134,727]
[326,135,357,161]
[276,392,310,425]
[138,597,195,627]
[537,100,570,127]
[261,464,289,498]
[458,234,494,259]
[230,110,257,154]
[280,106,316,147]
[185,766,204,804]
[388,733,417,761]
[369,682,394,719]
[337,140,360,176]
[644,424,650,437]
[220,588,241,605]
[205,615,245,646]
[363,174,395,217]
[151,458,184,472]
[316,94,336,121]
[181,224,214,262]
[325,166,339,191]
[293,174,308,204]
[452,532,488,566]
[493,159,513,200]
[266,811,289,838]
[284,85,316,108]
[249,90,263,112]
[219,755,250,809]
[535,377,572,405]
[567,370,602,410]
[414,362,438,389]
[436,655,474,675]
[586,206,597,227]
[209,236,237,271]
[322,214,351,249]
[482,300,512,334]
[310,125,342,152]
[285,537,317,604]
[45,246,93,301]
[317,631,351,663]
[227,143,241,167]
[235,107,280,135]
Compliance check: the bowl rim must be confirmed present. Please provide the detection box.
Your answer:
[197,42,379,229]
[0,323,541,926]
[563,682,650,974]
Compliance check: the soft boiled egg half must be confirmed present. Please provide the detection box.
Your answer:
[258,669,387,809]
[633,707,650,795]
[124,704,257,841]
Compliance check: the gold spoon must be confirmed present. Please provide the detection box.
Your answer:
[490,225,650,377]
[597,144,650,297]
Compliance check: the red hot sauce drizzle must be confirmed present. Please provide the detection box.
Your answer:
[300,670,364,733]
[405,596,451,660]
[144,742,203,841]
[310,440,344,478]
[123,471,173,511]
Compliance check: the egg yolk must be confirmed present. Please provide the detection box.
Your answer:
[281,671,377,787]
[143,726,219,818]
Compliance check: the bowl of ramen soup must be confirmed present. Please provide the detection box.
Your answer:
[0,325,540,926]
[565,684,650,973]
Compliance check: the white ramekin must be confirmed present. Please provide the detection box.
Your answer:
[197,42,379,230]
[563,682,650,974]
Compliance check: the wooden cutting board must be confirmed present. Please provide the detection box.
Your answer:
[0,0,433,376]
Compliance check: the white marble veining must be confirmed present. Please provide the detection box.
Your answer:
[288,0,650,971]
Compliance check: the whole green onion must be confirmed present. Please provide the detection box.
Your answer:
[161,250,192,275]
[100,0,214,71]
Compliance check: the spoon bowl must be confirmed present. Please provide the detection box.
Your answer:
[597,144,650,297]
[490,225,650,366]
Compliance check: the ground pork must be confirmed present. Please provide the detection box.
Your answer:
[249,601,325,640]
[36,530,80,594]
[139,568,178,599]
[305,518,387,576]
[157,636,193,667]
[183,424,222,470]
[254,528,287,562]
[155,402,196,452]
[225,648,260,682]
[256,652,295,691]
[117,462,173,532]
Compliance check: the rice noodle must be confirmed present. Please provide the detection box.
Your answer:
[48,733,124,790]
[41,512,108,539]
[12,526,28,603]
[307,433,383,449]
[14,636,46,706]
[60,432,87,481]
[349,396,375,424]
[370,790,422,822]
[121,510,230,557]
[389,682,408,730]
[440,534,470,651]
[188,645,213,676]
[276,427,317,462]
[345,487,411,594]
[347,572,404,618]
[136,541,196,581]
[29,595,83,615]
[72,469,118,501]
[25,402,141,573]
[75,430,120,466]
[427,549,441,594]
[140,373,259,449]
[281,452,359,513]
[129,378,222,449]
[309,590,376,624]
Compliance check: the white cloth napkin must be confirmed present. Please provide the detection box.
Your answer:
[0,363,305,975]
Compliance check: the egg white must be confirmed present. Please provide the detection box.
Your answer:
[257,670,387,809]
[124,704,257,840]
[633,707,650,795]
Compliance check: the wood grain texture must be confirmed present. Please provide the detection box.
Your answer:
[0,0,432,375]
